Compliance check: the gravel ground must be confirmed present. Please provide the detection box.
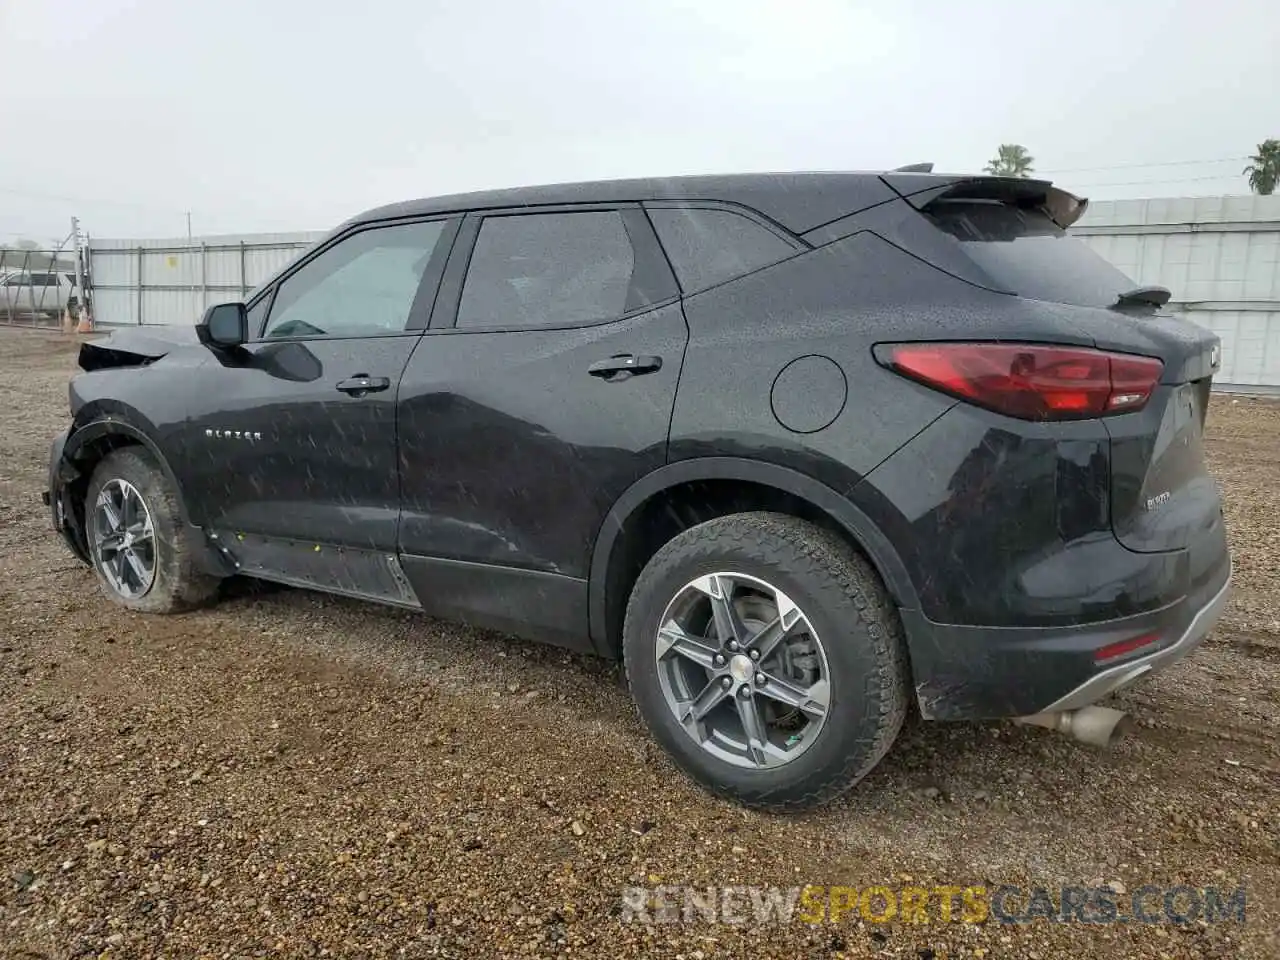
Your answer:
[1,326,1276,959]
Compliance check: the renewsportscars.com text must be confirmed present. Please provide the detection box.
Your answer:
[620,884,1247,926]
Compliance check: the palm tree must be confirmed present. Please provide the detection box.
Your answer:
[1243,139,1280,196]
[984,144,1035,178]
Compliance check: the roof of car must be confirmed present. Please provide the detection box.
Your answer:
[351,171,911,236]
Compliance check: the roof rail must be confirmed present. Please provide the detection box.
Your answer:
[892,162,935,173]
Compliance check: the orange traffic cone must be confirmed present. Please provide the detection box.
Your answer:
[75,310,93,334]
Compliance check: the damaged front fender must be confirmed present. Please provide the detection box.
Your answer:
[77,325,202,372]
[46,428,91,565]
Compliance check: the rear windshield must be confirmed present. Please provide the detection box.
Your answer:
[927,200,1135,308]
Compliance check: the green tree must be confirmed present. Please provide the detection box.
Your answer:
[1243,139,1280,196]
[984,144,1035,178]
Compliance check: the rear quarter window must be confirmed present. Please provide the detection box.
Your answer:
[646,206,798,294]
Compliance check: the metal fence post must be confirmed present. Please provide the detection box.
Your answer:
[200,241,208,312]
[0,248,10,326]
[240,241,248,298]
[84,233,93,323]
[72,218,85,328]
[20,249,33,326]
[136,246,144,325]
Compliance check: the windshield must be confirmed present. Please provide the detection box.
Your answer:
[928,199,1137,308]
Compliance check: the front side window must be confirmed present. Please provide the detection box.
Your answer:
[262,220,447,339]
[457,212,636,329]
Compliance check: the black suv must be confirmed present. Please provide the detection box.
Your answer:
[47,170,1231,809]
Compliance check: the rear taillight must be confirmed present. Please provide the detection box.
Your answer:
[875,342,1164,421]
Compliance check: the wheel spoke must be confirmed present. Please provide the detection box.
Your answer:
[656,621,719,670]
[123,549,149,588]
[746,590,805,661]
[111,549,128,585]
[98,496,123,533]
[130,516,155,547]
[680,678,731,729]
[692,574,748,646]
[757,674,830,720]
[734,693,770,766]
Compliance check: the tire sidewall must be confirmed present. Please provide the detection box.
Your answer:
[624,521,897,803]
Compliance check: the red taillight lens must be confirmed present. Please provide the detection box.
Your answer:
[877,343,1164,420]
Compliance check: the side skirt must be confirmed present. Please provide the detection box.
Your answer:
[210,531,422,610]
[399,554,594,654]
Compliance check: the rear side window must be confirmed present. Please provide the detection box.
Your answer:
[457,212,636,329]
[647,206,797,294]
[927,201,1135,308]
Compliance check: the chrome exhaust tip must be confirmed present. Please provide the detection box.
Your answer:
[1015,706,1133,748]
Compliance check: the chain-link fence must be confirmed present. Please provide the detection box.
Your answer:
[0,245,83,327]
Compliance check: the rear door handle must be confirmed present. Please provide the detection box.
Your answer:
[587,354,663,381]
[336,374,391,396]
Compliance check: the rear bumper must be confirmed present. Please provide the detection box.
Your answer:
[904,551,1231,720]
[1036,564,1230,713]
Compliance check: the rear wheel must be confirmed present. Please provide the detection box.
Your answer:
[623,512,908,810]
[85,447,220,613]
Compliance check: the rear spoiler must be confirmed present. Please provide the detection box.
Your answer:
[878,172,1089,229]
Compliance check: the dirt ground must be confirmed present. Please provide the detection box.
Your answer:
[1,326,1276,960]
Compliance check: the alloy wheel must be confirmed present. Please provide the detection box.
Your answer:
[92,478,157,600]
[655,572,831,769]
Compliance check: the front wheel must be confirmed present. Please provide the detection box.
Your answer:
[85,447,221,613]
[622,512,908,810]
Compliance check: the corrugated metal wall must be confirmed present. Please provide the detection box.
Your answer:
[1074,195,1280,391]
[88,232,325,327]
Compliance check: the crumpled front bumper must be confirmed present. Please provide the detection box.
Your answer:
[45,427,91,565]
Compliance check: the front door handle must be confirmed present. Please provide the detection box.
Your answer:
[336,374,391,396]
[587,354,663,381]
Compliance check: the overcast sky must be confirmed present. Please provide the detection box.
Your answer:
[1,0,1276,243]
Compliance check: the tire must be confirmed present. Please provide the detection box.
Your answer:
[622,512,908,810]
[84,446,221,614]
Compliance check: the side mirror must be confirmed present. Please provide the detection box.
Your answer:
[196,302,248,349]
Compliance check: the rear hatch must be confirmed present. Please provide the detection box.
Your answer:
[901,177,1222,555]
